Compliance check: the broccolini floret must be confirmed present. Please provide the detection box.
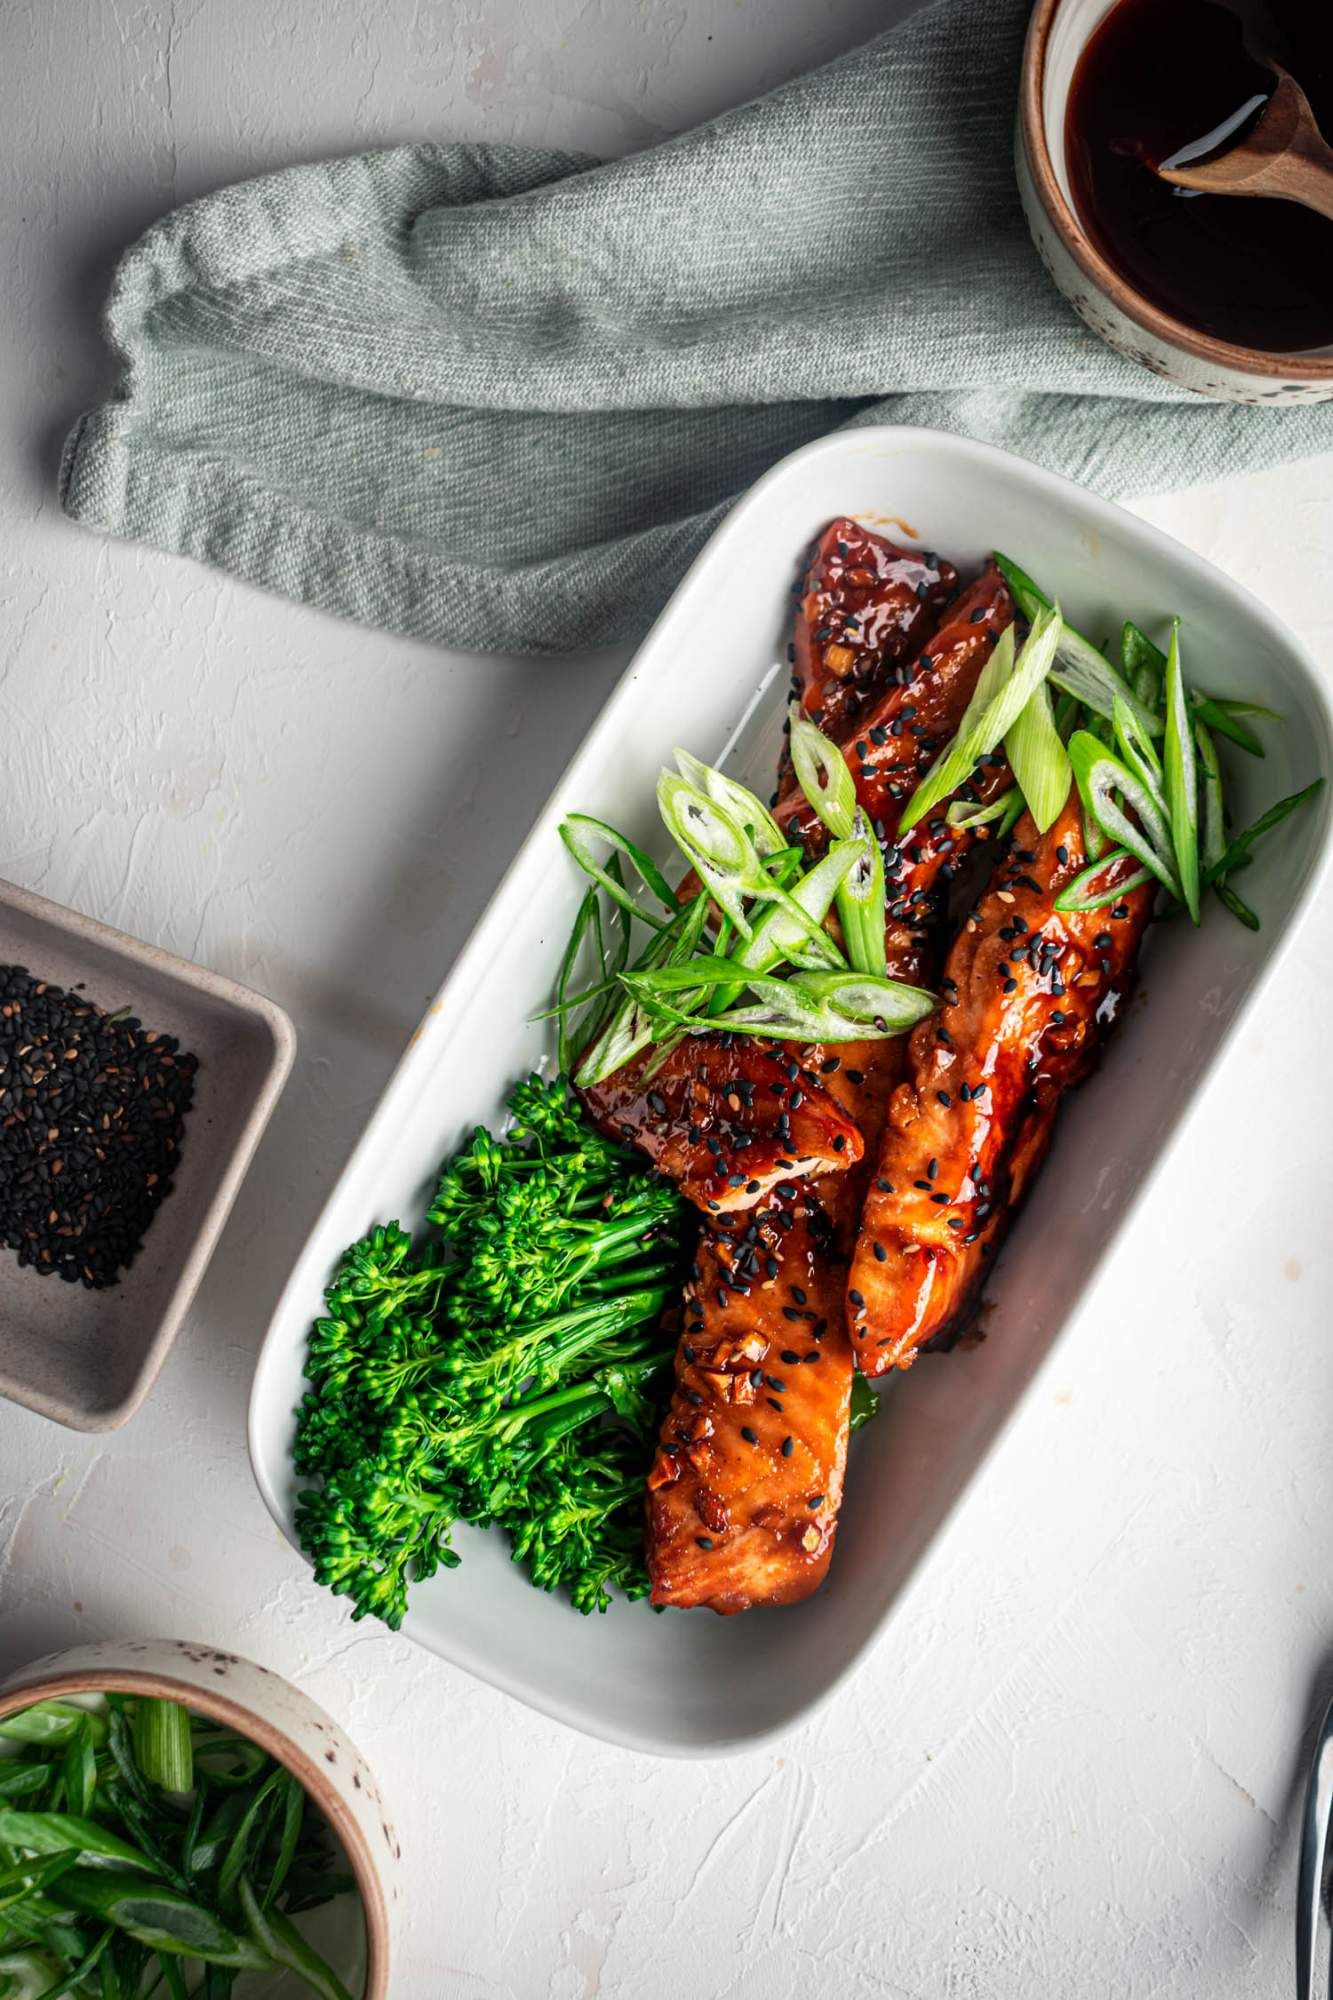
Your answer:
[295,1076,685,1628]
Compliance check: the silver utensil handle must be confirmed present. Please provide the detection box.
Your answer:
[1297,1696,1333,1999]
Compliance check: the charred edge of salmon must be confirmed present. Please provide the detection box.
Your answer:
[777,519,960,792]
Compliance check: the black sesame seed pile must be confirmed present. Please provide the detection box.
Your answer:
[0,966,199,1288]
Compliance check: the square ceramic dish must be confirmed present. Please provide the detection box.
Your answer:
[248,427,1333,1757]
[0,878,295,1431]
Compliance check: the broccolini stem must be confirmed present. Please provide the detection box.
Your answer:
[494,1348,672,1447]
[574,1259,679,1296]
[446,1284,673,1395]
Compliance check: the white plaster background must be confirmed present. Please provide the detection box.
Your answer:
[2,2,1332,1994]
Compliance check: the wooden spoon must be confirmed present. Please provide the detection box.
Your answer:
[1153,67,1333,223]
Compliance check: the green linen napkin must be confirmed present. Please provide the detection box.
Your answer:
[60,0,1333,657]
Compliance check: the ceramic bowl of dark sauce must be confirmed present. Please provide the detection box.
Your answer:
[1018,0,1333,402]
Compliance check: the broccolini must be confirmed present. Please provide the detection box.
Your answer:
[295,1076,687,1627]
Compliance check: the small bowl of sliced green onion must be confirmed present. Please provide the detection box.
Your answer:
[0,1640,395,1999]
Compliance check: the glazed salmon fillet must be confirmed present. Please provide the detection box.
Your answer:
[785,563,1017,1244]
[577,1038,862,1214]
[778,560,1015,851]
[641,554,1019,1611]
[646,1190,852,1612]
[779,518,958,791]
[847,791,1154,1373]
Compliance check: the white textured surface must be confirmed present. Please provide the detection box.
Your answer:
[2,3,1332,1994]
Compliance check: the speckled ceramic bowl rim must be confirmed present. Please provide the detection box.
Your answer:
[1020,0,1333,383]
[0,1665,388,2000]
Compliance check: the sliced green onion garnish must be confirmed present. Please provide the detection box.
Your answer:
[1194,719,1225,876]
[1000,791,1028,839]
[1049,623,1159,734]
[545,854,637,1062]
[238,1875,355,2000]
[788,707,857,839]
[1214,880,1260,930]
[994,553,1161,737]
[703,899,735,1018]
[626,966,934,1043]
[552,889,603,1075]
[657,774,770,937]
[35,1923,114,1994]
[786,969,936,1035]
[764,845,806,882]
[836,814,887,977]
[1200,778,1324,889]
[638,1029,689,1082]
[898,620,1011,831]
[1163,620,1200,923]
[1004,677,1070,835]
[559,814,676,927]
[62,1721,97,1822]
[664,770,863,955]
[261,1774,306,1913]
[132,1700,194,1796]
[622,958,765,1000]
[575,895,709,1087]
[1209,698,1282,724]
[0,1808,158,1875]
[784,710,887,972]
[0,1705,108,1751]
[0,1851,80,1903]
[729,841,856,977]
[618,963,794,1034]
[901,610,1064,833]
[1068,730,1181,900]
[1053,691,1080,741]
[1051,849,1154,914]
[1121,610,1270,758]
[1082,801,1109,863]
[1112,694,1166,814]
[1194,717,1258,930]
[628,847,853,1031]
[1121,619,1165,710]
[158,1947,192,1999]
[673,747,787,858]
[529,972,622,1024]
[603,851,633,971]
[849,1372,879,1432]
[1191,693,1274,759]
[1121,612,1269,757]
[945,788,1022,832]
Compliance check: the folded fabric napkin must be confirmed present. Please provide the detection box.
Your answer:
[60,0,1333,656]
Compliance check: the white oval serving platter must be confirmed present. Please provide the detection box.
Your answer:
[249,426,1333,1757]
